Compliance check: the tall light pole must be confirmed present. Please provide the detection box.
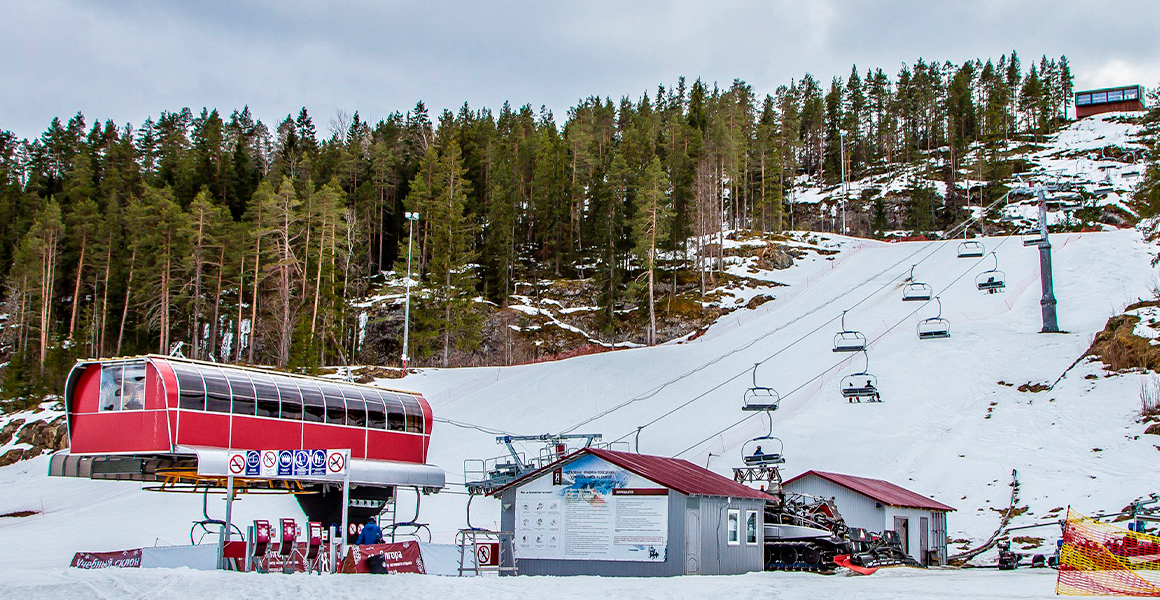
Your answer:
[839,130,847,235]
[402,212,420,371]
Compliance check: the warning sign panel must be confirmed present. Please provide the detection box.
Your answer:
[227,453,246,475]
[218,449,350,480]
[327,451,348,474]
[476,542,499,566]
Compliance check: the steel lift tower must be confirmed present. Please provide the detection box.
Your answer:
[1019,177,1063,333]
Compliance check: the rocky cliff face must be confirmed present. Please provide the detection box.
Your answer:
[0,414,67,467]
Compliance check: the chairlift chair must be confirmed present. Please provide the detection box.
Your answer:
[832,310,868,353]
[957,229,984,258]
[741,409,785,466]
[975,252,1006,294]
[916,297,951,340]
[742,364,781,412]
[1021,232,1047,247]
[840,350,881,403]
[742,436,785,466]
[902,265,932,302]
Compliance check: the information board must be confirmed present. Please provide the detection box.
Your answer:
[514,453,667,562]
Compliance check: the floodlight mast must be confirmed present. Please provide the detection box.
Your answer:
[840,130,847,235]
[402,212,420,370]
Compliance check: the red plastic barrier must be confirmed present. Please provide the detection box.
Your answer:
[341,541,425,574]
[225,541,334,573]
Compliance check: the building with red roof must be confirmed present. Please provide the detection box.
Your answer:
[493,448,769,576]
[782,470,955,565]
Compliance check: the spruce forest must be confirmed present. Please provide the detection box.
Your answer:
[0,52,1097,399]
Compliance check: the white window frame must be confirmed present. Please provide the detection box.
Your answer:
[745,510,759,545]
[727,509,740,545]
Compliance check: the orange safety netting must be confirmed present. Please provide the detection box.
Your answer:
[1057,509,1160,596]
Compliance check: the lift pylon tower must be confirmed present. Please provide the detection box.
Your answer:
[1018,177,1061,333]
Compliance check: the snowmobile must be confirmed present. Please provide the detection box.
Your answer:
[997,540,1020,570]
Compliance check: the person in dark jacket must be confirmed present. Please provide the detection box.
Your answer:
[356,517,384,545]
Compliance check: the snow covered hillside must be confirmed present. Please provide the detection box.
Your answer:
[407,227,1159,558]
[792,112,1148,233]
[0,115,1157,580]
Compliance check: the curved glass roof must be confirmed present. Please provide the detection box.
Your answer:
[164,359,425,433]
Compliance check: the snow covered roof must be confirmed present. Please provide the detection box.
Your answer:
[494,448,770,501]
[784,470,955,512]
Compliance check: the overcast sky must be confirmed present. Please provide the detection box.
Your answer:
[2,0,1158,140]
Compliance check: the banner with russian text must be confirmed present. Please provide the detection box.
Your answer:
[70,549,142,569]
[341,541,425,574]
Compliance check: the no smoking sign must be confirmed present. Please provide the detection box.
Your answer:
[227,453,246,475]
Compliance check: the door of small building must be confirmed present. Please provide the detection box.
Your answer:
[685,506,700,574]
[919,517,930,565]
[893,516,909,555]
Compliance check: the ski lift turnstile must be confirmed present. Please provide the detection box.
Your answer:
[457,529,517,576]
[246,519,271,573]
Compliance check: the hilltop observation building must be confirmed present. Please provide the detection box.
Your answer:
[1075,85,1146,118]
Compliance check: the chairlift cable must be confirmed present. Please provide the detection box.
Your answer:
[597,232,997,443]
[671,235,1013,458]
[558,194,1012,438]
[433,417,518,436]
[561,241,934,434]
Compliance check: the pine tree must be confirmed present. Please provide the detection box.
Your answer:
[257,177,303,368]
[187,188,233,359]
[12,200,64,374]
[131,186,191,354]
[64,195,100,341]
[632,156,672,345]
[407,142,480,366]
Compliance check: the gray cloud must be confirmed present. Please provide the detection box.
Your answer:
[1,0,1157,139]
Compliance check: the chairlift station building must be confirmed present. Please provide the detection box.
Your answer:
[782,470,954,566]
[493,448,769,576]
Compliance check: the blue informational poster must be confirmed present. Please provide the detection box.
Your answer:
[245,450,260,476]
[277,450,293,476]
[293,450,310,476]
[310,449,326,476]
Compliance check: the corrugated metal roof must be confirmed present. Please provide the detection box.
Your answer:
[492,448,769,501]
[783,470,955,512]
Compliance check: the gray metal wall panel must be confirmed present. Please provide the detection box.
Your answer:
[884,505,939,564]
[784,475,950,565]
[695,496,765,575]
[500,488,515,534]
[782,476,886,533]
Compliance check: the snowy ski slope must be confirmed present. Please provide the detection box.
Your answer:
[406,228,1159,553]
[1,229,1155,577]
